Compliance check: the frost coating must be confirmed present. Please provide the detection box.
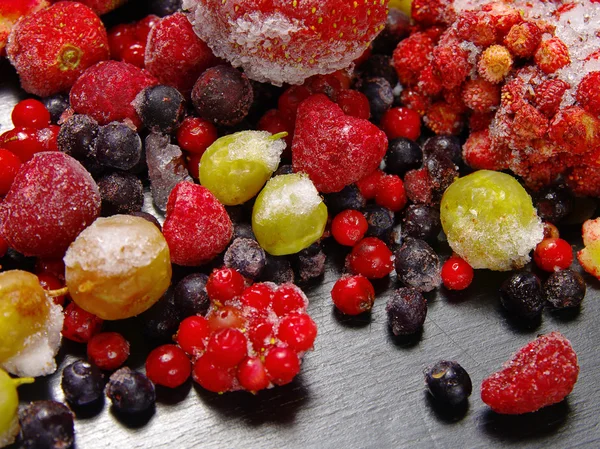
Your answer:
[254,174,323,222]
[225,131,285,173]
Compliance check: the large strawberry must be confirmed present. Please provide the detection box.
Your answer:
[0,0,48,54]
[292,94,388,193]
[182,0,388,85]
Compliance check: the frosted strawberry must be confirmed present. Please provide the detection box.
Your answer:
[183,0,387,85]
[534,37,570,74]
[6,2,109,96]
[576,71,600,116]
[292,94,388,193]
[0,0,48,54]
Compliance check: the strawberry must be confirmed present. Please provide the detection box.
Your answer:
[0,0,48,54]
[6,1,109,96]
[481,332,579,415]
[504,22,542,58]
[576,71,600,116]
[548,106,600,155]
[392,32,435,86]
[291,94,388,193]
[534,37,570,74]
[478,44,513,84]
[183,0,387,85]
[462,129,508,171]
[462,79,500,113]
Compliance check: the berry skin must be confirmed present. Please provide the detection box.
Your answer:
[97,172,144,216]
[278,85,312,123]
[504,22,542,58]
[380,107,421,141]
[264,347,300,386]
[533,186,573,224]
[456,10,497,47]
[223,238,266,280]
[335,89,370,120]
[87,332,130,370]
[206,268,246,304]
[207,305,245,332]
[331,210,368,247]
[6,2,109,96]
[534,79,570,118]
[145,344,191,388]
[385,138,423,177]
[535,38,570,74]
[277,313,318,352]
[424,102,464,135]
[359,77,394,123]
[62,302,103,343]
[402,204,442,244]
[61,360,105,407]
[363,205,395,241]
[424,360,472,406]
[0,149,22,196]
[192,355,235,393]
[478,45,513,84]
[176,316,211,357]
[172,273,210,318]
[462,79,500,113]
[18,401,74,449]
[237,357,270,392]
[95,122,142,170]
[325,185,366,215]
[543,270,586,309]
[395,238,442,293]
[0,127,46,163]
[240,283,274,310]
[206,328,248,368]
[11,99,50,129]
[441,256,474,291]
[331,275,376,316]
[499,272,544,319]
[576,71,600,116]
[106,367,156,414]
[375,174,407,212]
[392,32,435,86]
[356,169,386,200]
[534,238,573,272]
[0,237,8,258]
[481,332,579,414]
[176,117,218,156]
[135,85,185,134]
[272,284,307,316]
[107,23,136,60]
[346,237,394,279]
[257,109,294,150]
[386,287,427,336]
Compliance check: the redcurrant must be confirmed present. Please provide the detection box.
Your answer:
[237,357,270,392]
[240,283,274,310]
[278,85,312,122]
[441,256,474,290]
[37,272,66,306]
[207,306,245,331]
[122,43,146,67]
[206,328,248,368]
[543,222,560,239]
[331,275,376,315]
[257,109,293,149]
[534,238,573,272]
[186,152,202,179]
[272,284,307,316]
[335,89,370,119]
[176,316,210,356]
[107,24,136,59]
[0,127,45,162]
[356,169,385,200]
[277,313,317,351]
[11,99,50,129]
[192,355,235,393]
[87,332,130,370]
[375,175,407,212]
[0,148,22,195]
[247,317,274,352]
[346,237,394,279]
[380,107,422,141]
[176,117,218,155]
[145,344,192,388]
[62,302,103,343]
[264,347,300,386]
[206,268,246,303]
[331,210,368,247]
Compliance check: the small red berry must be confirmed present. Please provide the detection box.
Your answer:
[37,273,66,306]
[35,258,66,282]
[543,222,560,240]
[176,117,218,156]
[135,15,160,42]
[272,284,307,316]
[206,268,246,303]
[0,148,22,195]
[304,73,343,98]
[207,305,245,332]
[277,313,317,351]
[87,332,130,370]
[534,238,573,272]
[62,302,103,343]
[375,175,407,212]
[576,71,600,116]
[206,328,248,368]
[331,275,375,315]
[237,357,270,392]
[441,256,474,290]
[264,347,300,386]
[0,127,45,162]
[346,237,394,279]
[0,237,7,258]
[534,38,570,74]
[39,125,60,151]
[11,99,50,129]
[335,89,370,119]
[176,316,210,356]
[108,24,137,60]
[247,318,274,353]
[145,344,192,388]
[356,169,385,200]
[240,283,274,310]
[192,355,235,393]
[380,107,421,141]
[121,43,146,68]
[331,210,368,247]
[186,152,202,179]
[278,85,312,123]
[257,109,293,149]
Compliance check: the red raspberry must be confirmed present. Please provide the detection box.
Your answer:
[0,148,22,195]
[70,60,158,128]
[346,237,394,279]
[534,38,570,74]
[162,181,233,266]
[462,130,508,171]
[462,79,501,113]
[478,45,513,83]
[6,2,109,96]
[380,107,422,141]
[432,31,471,89]
[62,302,103,343]
[424,102,463,135]
[331,210,368,247]
[576,71,600,116]
[335,89,371,120]
[512,104,549,142]
[71,0,127,15]
[87,332,130,370]
[146,344,191,388]
[411,0,455,26]
[481,332,579,414]
[456,10,497,47]
[277,313,317,352]
[441,256,474,290]
[549,106,600,155]
[375,175,407,212]
[355,169,385,200]
[145,12,219,95]
[534,79,570,118]
[504,22,542,58]
[400,89,431,116]
[331,275,375,315]
[534,238,573,272]
[392,32,434,86]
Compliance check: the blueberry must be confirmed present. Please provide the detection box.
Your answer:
[141,297,181,343]
[358,54,398,87]
[402,204,441,243]
[95,122,142,170]
[359,77,394,123]
[57,114,98,160]
[19,400,74,449]
[543,269,586,309]
[425,153,459,203]
[422,135,462,166]
[424,361,472,406]
[148,0,182,16]
[386,287,427,335]
[534,185,573,224]
[261,254,295,284]
[106,367,156,414]
[172,273,210,318]
[385,138,423,176]
[136,85,186,133]
[97,172,144,216]
[394,238,442,292]
[130,211,162,230]
[499,272,544,318]
[371,8,411,55]
[324,184,366,215]
[224,238,266,279]
[42,93,70,124]
[61,360,105,407]
[293,243,326,281]
[363,205,395,241]
[233,222,256,241]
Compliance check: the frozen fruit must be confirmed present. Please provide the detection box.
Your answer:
[0,152,101,258]
[162,181,233,266]
[176,116,218,155]
[543,270,586,309]
[0,149,21,196]
[95,122,142,170]
[394,238,441,293]
[331,210,368,247]
[534,238,573,272]
[223,238,266,280]
[401,204,441,244]
[386,287,427,336]
[106,367,156,414]
[576,71,600,116]
[359,77,394,123]
[363,205,394,242]
[145,344,191,388]
[534,37,570,74]
[72,0,128,15]
[385,138,423,177]
[424,361,472,406]
[441,256,474,291]
[145,12,219,95]
[0,0,48,53]
[62,302,103,343]
[172,273,210,318]
[97,172,144,216]
[331,275,375,315]
[183,0,387,85]
[70,60,158,128]
[0,369,33,447]
[478,45,513,84]
[64,215,172,320]
[504,22,542,58]
[18,400,74,449]
[346,237,394,279]
[440,171,544,271]
[375,175,407,213]
[11,98,50,129]
[61,360,104,407]
[292,94,387,193]
[499,272,544,319]
[392,32,435,87]
[87,332,130,370]
[6,1,109,96]
[481,332,579,414]
[135,85,186,134]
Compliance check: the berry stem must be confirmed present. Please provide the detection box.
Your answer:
[269,131,289,141]
[12,377,35,387]
[46,287,69,297]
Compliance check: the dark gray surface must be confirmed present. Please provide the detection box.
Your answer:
[2,57,600,449]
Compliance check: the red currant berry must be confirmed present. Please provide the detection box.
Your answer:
[346,237,394,279]
[356,169,385,200]
[145,344,192,388]
[39,125,60,151]
[176,117,218,155]
[247,317,274,352]
[122,43,146,68]
[135,15,160,42]
[331,209,368,247]
[0,236,7,258]
[543,222,560,239]
[264,347,300,386]
[278,85,312,122]
[186,152,202,179]
[207,306,245,332]
[277,313,317,351]
[0,127,45,162]
[35,258,66,282]
[240,283,274,310]
[11,99,50,129]
[0,148,22,195]
[441,256,474,290]
[62,302,103,343]
[206,328,248,368]
[380,107,422,141]
[37,272,66,306]
[176,316,210,356]
[534,238,573,272]
[192,355,235,393]
[206,268,246,303]
[375,175,407,212]
[257,109,293,149]
[107,24,137,59]
[272,284,307,316]
[237,357,270,392]
[87,332,130,370]
[331,275,376,315]
[335,89,370,119]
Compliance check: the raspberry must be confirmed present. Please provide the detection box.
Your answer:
[576,71,600,116]
[70,60,158,128]
[548,106,600,155]
[534,79,570,118]
[534,37,570,74]
[411,0,455,26]
[392,32,434,86]
[145,12,219,95]
[456,10,497,47]
[504,22,542,58]
[478,45,513,83]
[432,32,471,89]
[6,2,109,96]
[481,332,579,414]
[462,129,508,171]
[424,102,463,135]
[462,79,501,113]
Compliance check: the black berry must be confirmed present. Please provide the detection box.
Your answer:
[371,8,411,55]
[172,273,210,318]
[293,242,326,281]
[57,114,98,160]
[424,360,472,406]
[386,287,427,335]
[359,77,394,123]
[363,205,395,241]
[233,222,256,241]
[274,164,294,176]
[499,272,544,318]
[61,360,105,407]
[141,298,181,344]
[105,367,156,414]
[97,172,144,216]
[534,185,574,224]
[148,0,182,16]
[130,211,162,230]
[42,93,70,124]
[19,400,74,449]
[425,153,459,203]
[95,122,142,170]
[402,204,441,243]
[135,85,186,133]
[543,269,586,309]
[324,184,366,215]
[358,54,398,87]
[422,135,462,166]
[224,238,267,279]
[394,238,442,292]
[261,254,295,284]
[385,137,422,176]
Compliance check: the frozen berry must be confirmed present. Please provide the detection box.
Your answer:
[206,328,248,368]
[0,127,45,163]
[11,99,50,129]
[87,332,130,371]
[386,287,427,336]
[145,344,191,388]
[135,85,185,133]
[192,355,234,393]
[543,270,586,309]
[42,93,70,124]
[176,117,218,156]
[356,169,386,200]
[240,283,274,310]
[261,255,295,284]
[422,135,462,166]
[148,0,182,16]
[223,238,266,280]
[61,360,104,407]
[441,256,474,291]
[57,114,99,161]
[375,174,407,212]
[331,275,376,315]
[264,347,300,386]
[359,77,394,122]
[19,401,74,449]
[533,186,573,224]
[534,37,570,74]
[0,149,22,196]
[335,89,371,119]
[97,172,144,216]
[401,204,441,243]
[380,107,421,141]
[385,138,422,176]
[236,357,269,392]
[37,272,66,306]
[332,210,369,247]
[106,367,156,414]
[272,284,308,316]
[425,360,472,406]
[62,302,103,343]
[293,243,327,282]
[499,272,544,319]
[172,273,210,318]
[176,316,210,356]
[206,268,246,303]
[277,313,317,352]
[363,205,395,242]
[324,185,367,215]
[395,238,441,292]
[534,238,573,272]
[346,237,394,279]
[94,122,142,170]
